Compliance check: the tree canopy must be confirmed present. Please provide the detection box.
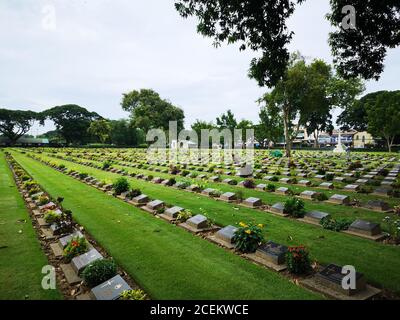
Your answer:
[176,1,400,85]
[328,0,400,80]
[42,104,101,145]
[121,89,185,133]
[364,91,400,152]
[0,109,39,145]
[88,119,112,143]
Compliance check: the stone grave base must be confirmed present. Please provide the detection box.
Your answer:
[325,200,348,206]
[264,208,289,218]
[60,264,82,285]
[50,243,64,258]
[362,206,393,214]
[342,230,387,242]
[178,223,220,234]
[300,277,381,300]
[141,206,158,215]
[76,293,93,300]
[127,200,146,207]
[243,253,287,272]
[158,213,176,223]
[240,203,262,209]
[116,195,127,201]
[206,235,235,249]
[37,218,49,227]
[298,217,322,227]
[40,228,55,240]
[33,210,42,217]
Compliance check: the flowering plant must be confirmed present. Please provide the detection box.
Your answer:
[63,237,89,262]
[286,246,312,275]
[233,222,265,253]
[383,216,400,243]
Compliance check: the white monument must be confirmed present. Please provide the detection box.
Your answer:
[333,130,346,153]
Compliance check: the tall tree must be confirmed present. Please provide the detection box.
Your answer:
[257,56,361,160]
[175,0,304,88]
[176,1,399,84]
[216,109,237,132]
[88,119,111,144]
[304,63,364,147]
[42,105,101,145]
[109,119,143,146]
[257,106,284,148]
[121,89,185,133]
[364,91,400,152]
[0,109,38,145]
[328,1,400,81]
[191,120,215,138]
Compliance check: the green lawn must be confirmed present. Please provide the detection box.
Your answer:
[10,151,320,300]
[0,152,61,300]
[38,150,400,226]
[13,150,400,295]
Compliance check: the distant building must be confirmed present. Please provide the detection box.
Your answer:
[353,131,376,149]
[0,136,49,146]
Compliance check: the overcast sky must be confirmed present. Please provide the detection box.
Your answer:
[0,0,399,135]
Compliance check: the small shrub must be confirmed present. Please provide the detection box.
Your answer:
[177,210,193,222]
[267,184,276,192]
[102,160,112,170]
[78,173,88,180]
[81,259,117,287]
[243,179,255,189]
[181,170,190,177]
[315,193,328,201]
[120,289,147,300]
[270,176,279,182]
[128,189,141,198]
[112,177,130,195]
[233,222,265,253]
[63,237,89,262]
[44,210,61,224]
[177,181,191,189]
[286,246,312,275]
[228,179,238,185]
[320,217,353,232]
[166,178,176,186]
[383,216,400,243]
[359,185,373,194]
[348,161,362,170]
[235,190,244,201]
[38,195,50,206]
[284,198,306,218]
[325,173,334,181]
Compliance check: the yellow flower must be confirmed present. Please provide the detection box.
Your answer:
[245,229,252,235]
[258,224,264,228]
[239,222,248,228]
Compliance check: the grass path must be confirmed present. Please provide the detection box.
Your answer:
[14,151,400,295]
[0,152,61,300]
[11,151,320,300]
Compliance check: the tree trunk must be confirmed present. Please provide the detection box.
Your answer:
[387,136,395,153]
[283,108,291,162]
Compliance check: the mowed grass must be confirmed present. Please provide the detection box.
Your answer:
[0,152,61,300]
[17,150,400,295]
[58,152,398,226]
[11,152,321,300]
